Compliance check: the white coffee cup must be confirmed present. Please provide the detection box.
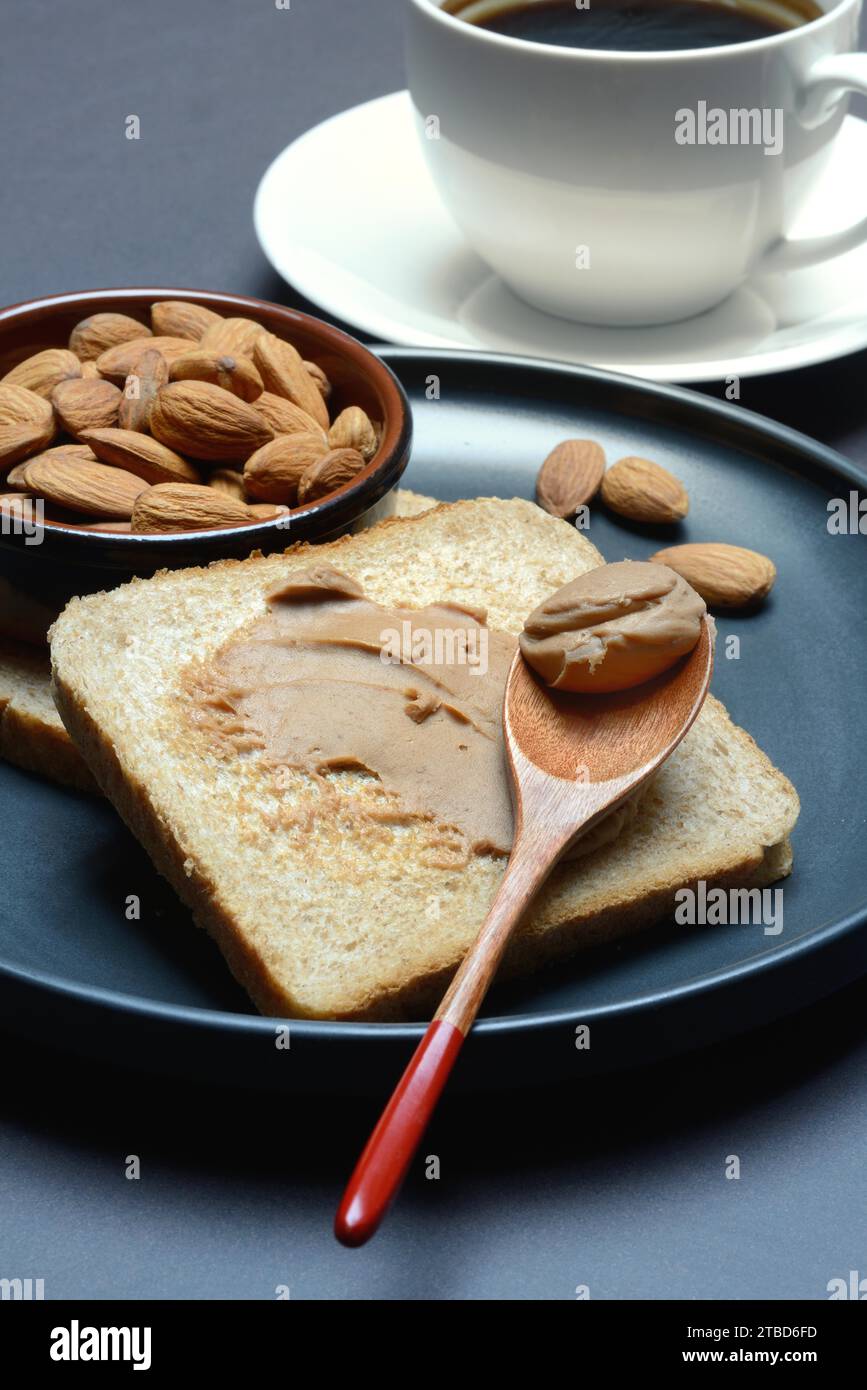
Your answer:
[406,0,867,326]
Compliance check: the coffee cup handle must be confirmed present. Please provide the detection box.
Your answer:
[757,54,867,274]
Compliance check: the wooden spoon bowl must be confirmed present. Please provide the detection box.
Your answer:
[507,618,715,837]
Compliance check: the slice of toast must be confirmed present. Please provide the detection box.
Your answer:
[0,639,97,792]
[50,499,799,1021]
[0,489,437,793]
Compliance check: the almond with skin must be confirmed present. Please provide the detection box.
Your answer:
[0,384,56,430]
[650,542,776,609]
[536,440,606,518]
[0,426,58,471]
[247,502,291,521]
[69,312,150,362]
[80,360,101,380]
[52,378,122,439]
[209,468,246,500]
[149,380,273,461]
[200,316,265,360]
[4,462,34,491]
[150,300,223,341]
[8,444,97,492]
[118,348,170,433]
[79,520,133,533]
[0,384,57,468]
[328,406,378,462]
[131,482,253,534]
[253,391,327,440]
[243,432,329,503]
[81,428,201,486]
[601,456,689,524]
[170,350,263,403]
[96,336,191,383]
[3,348,82,399]
[22,454,148,519]
[252,333,329,430]
[297,447,365,505]
[304,360,331,401]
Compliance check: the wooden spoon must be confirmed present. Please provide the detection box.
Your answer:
[334,618,714,1247]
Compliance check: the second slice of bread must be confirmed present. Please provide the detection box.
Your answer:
[0,639,96,792]
[50,499,799,1020]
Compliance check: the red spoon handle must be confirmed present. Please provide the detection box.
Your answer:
[334,1018,465,1247]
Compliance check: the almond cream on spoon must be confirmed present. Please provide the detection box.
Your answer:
[519,560,706,694]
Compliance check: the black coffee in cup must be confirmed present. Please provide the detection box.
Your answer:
[444,0,823,52]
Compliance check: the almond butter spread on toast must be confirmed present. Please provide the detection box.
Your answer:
[186,565,644,862]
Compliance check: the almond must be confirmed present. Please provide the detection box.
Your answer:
[209,469,246,500]
[253,392,327,441]
[79,520,133,532]
[52,377,122,439]
[297,447,365,505]
[247,503,291,521]
[149,381,273,462]
[131,482,253,534]
[4,462,34,491]
[0,426,58,472]
[150,300,223,341]
[169,350,263,403]
[3,348,82,399]
[650,543,776,609]
[304,360,331,401]
[0,385,57,468]
[95,337,191,383]
[243,432,329,503]
[9,444,97,492]
[80,360,102,380]
[81,428,201,486]
[252,333,330,430]
[22,454,148,519]
[601,456,689,525]
[328,406,378,462]
[200,316,266,359]
[118,348,169,433]
[535,439,605,518]
[69,312,150,362]
[0,384,57,430]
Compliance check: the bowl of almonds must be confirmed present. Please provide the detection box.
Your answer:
[0,287,411,595]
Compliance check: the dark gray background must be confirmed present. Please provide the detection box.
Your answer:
[1,0,866,1300]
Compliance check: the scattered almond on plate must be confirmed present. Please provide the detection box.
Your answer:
[536,439,606,518]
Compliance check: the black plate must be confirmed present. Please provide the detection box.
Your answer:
[1,350,866,1093]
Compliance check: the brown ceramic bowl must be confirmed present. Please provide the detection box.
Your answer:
[0,287,411,603]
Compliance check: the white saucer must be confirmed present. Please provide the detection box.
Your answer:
[254,91,867,383]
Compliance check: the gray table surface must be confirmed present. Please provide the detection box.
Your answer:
[1,0,866,1301]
